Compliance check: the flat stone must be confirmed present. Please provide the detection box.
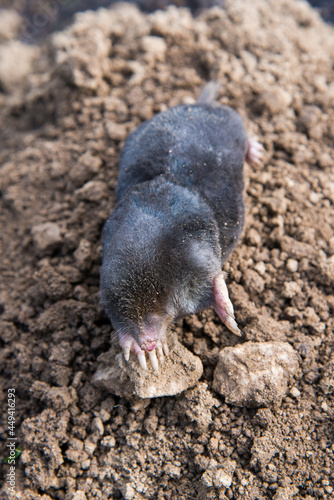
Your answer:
[92,332,203,398]
[213,341,300,408]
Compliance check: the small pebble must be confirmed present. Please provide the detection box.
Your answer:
[71,492,87,500]
[260,87,292,115]
[282,281,301,298]
[101,436,116,448]
[254,261,266,275]
[75,180,108,202]
[247,228,261,245]
[286,259,299,272]
[31,222,62,255]
[74,239,92,271]
[214,469,233,488]
[81,459,91,470]
[84,439,97,455]
[164,464,181,477]
[321,401,329,412]
[141,35,167,61]
[0,9,22,41]
[290,387,300,398]
[91,417,104,436]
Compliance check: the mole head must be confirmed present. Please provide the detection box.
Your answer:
[100,256,172,367]
[100,215,222,369]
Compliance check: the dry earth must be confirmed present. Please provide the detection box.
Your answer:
[0,0,334,498]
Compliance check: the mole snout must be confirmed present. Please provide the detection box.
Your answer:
[100,83,263,371]
[140,340,157,352]
[114,312,170,370]
[137,316,160,351]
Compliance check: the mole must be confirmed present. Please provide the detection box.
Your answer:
[100,83,263,370]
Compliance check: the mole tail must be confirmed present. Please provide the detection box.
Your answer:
[197,81,221,106]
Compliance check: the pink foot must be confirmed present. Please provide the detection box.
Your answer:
[119,334,168,371]
[213,272,243,337]
[246,139,264,166]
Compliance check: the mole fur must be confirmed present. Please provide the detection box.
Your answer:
[100,86,251,363]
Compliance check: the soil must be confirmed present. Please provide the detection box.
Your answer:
[0,0,334,498]
[1,0,333,45]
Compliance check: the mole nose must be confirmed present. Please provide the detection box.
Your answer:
[139,339,157,352]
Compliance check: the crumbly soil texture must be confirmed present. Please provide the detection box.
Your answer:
[1,1,334,499]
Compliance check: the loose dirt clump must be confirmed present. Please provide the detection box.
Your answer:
[0,0,334,498]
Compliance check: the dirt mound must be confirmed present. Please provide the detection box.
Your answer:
[1,0,334,498]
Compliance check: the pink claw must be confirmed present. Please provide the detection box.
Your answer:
[161,339,169,357]
[246,139,264,167]
[213,272,243,337]
[148,350,159,371]
[119,334,167,371]
[137,351,147,370]
[156,343,164,360]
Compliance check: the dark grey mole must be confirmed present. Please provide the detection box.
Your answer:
[100,84,262,369]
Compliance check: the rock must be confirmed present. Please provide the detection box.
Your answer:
[84,438,97,456]
[262,189,288,215]
[282,281,301,299]
[92,332,203,398]
[71,491,87,500]
[163,463,182,477]
[273,486,299,500]
[200,459,236,490]
[0,9,22,41]
[319,354,334,395]
[34,266,72,300]
[243,269,266,294]
[252,408,274,428]
[52,15,112,91]
[246,228,262,246]
[20,409,69,489]
[49,341,75,366]
[69,152,103,188]
[141,35,167,62]
[0,40,37,92]
[213,342,300,408]
[250,435,280,470]
[286,259,298,272]
[175,383,219,433]
[31,222,62,255]
[73,239,93,271]
[75,180,108,202]
[91,417,104,436]
[259,87,292,115]
[317,255,334,286]
[289,387,301,398]
[280,235,316,261]
[66,441,89,463]
[30,381,77,411]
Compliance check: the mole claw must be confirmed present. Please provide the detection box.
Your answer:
[137,351,147,370]
[156,342,164,360]
[162,341,169,357]
[225,315,243,337]
[123,347,130,362]
[148,350,159,371]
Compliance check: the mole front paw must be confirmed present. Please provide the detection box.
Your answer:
[246,139,264,166]
[119,333,168,371]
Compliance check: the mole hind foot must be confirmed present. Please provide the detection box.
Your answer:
[119,334,168,371]
[213,272,243,337]
[246,139,264,166]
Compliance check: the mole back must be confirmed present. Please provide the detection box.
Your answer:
[116,103,247,261]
